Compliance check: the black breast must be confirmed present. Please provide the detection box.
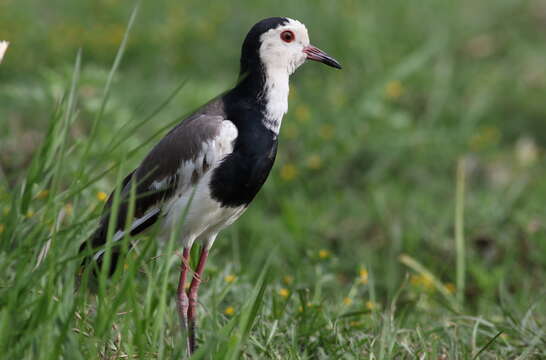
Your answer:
[209,106,278,207]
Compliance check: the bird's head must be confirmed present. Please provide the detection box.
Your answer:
[240,17,341,77]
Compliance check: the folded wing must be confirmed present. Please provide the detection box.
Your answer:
[80,111,237,272]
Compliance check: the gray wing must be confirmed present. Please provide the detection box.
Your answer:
[82,105,237,264]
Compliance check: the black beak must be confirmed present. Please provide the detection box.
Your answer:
[303,45,342,69]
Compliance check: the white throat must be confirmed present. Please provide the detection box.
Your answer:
[261,66,289,134]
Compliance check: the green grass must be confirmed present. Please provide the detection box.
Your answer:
[1,0,546,358]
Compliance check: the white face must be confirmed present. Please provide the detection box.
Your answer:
[258,18,310,75]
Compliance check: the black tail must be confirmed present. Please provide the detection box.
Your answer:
[79,169,163,276]
[79,219,121,276]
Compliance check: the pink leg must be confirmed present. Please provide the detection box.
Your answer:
[176,248,191,353]
[187,247,209,354]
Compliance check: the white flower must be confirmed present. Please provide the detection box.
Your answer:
[515,136,539,167]
[0,41,9,63]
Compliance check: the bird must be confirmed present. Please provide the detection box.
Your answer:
[79,16,341,356]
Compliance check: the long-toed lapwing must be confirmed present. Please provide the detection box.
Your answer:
[80,17,341,355]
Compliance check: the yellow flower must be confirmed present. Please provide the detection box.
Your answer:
[318,124,334,140]
[410,274,434,291]
[343,297,352,305]
[26,210,34,218]
[359,268,369,285]
[0,224,4,234]
[64,203,73,217]
[318,249,330,259]
[224,274,236,283]
[283,275,294,285]
[278,288,289,298]
[306,154,322,170]
[366,300,379,311]
[422,274,434,289]
[224,306,235,316]
[36,189,49,199]
[385,80,404,99]
[444,283,456,294]
[280,164,297,181]
[97,191,108,202]
[299,302,315,312]
[469,126,501,151]
[295,104,311,123]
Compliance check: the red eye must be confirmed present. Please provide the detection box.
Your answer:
[280,30,295,43]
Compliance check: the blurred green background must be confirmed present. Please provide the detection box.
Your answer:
[1,0,545,358]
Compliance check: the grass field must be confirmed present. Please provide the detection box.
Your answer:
[1,0,546,358]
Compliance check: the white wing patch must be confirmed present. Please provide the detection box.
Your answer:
[147,118,237,194]
[169,119,237,197]
[162,120,241,249]
[175,119,237,193]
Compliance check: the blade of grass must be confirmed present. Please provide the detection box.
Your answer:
[35,49,81,269]
[455,158,466,307]
[472,331,503,360]
[399,254,459,311]
[224,254,272,360]
[96,157,126,336]
[18,98,64,215]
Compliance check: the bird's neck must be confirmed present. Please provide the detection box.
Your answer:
[232,66,289,135]
[261,66,289,134]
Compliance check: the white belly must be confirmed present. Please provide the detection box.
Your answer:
[161,171,246,249]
